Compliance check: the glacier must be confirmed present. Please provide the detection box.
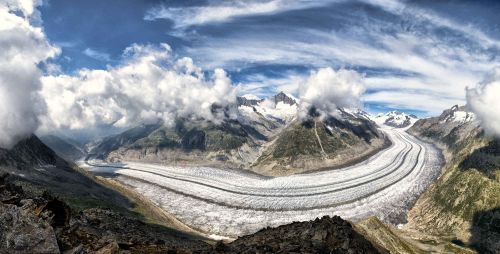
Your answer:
[83,126,442,238]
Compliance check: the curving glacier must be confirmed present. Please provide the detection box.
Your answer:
[83,127,443,238]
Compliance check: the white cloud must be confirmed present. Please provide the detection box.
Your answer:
[299,68,365,118]
[189,18,498,114]
[0,0,59,149]
[466,68,500,137]
[365,0,500,49]
[39,43,238,132]
[83,48,111,61]
[237,72,305,98]
[173,0,500,115]
[145,0,331,27]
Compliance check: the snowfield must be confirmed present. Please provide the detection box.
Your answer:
[83,126,442,238]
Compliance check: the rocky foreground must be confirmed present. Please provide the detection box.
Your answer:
[0,173,387,253]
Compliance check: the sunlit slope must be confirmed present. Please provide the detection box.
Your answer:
[407,105,500,253]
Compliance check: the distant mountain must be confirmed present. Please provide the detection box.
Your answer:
[372,111,418,128]
[85,113,273,168]
[88,92,387,175]
[273,91,297,105]
[39,134,85,162]
[407,105,500,253]
[86,122,164,160]
[87,92,297,169]
[237,94,263,107]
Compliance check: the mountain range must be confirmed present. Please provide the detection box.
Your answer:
[372,111,419,128]
[406,105,499,253]
[1,98,498,253]
[82,92,388,176]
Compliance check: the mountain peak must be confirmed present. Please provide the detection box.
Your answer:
[274,92,297,105]
[373,111,418,128]
[237,96,263,107]
[0,135,61,168]
[439,105,475,124]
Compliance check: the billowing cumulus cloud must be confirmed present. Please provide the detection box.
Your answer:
[466,68,500,137]
[0,0,59,149]
[39,43,238,132]
[299,68,365,118]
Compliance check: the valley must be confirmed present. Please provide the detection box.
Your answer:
[2,1,499,252]
[82,126,443,239]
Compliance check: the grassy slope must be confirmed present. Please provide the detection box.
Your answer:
[407,121,500,252]
[254,118,377,171]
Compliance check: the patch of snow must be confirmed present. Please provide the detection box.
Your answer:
[450,111,475,124]
[342,108,371,120]
[241,94,261,100]
[284,93,299,103]
[239,101,297,123]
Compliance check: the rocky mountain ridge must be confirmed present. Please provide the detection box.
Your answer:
[372,111,418,128]
[81,92,392,175]
[253,107,388,175]
[406,105,500,253]
[1,104,491,253]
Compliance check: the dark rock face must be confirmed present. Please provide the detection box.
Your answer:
[39,135,85,162]
[181,129,206,150]
[274,91,296,105]
[223,216,387,254]
[470,208,500,254]
[0,135,132,212]
[237,96,262,107]
[0,135,59,168]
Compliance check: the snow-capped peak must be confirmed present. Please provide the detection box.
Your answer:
[237,92,298,127]
[274,92,297,105]
[371,111,418,128]
[439,105,475,124]
[241,94,261,100]
[340,108,371,120]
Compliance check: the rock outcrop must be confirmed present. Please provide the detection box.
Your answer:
[273,91,297,105]
[237,96,262,107]
[222,216,387,253]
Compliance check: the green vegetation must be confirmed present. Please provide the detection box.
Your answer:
[270,121,325,159]
[409,117,500,252]
[127,120,249,152]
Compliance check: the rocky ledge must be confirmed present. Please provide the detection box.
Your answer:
[221,216,387,253]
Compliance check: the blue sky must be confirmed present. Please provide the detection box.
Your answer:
[40,0,500,116]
